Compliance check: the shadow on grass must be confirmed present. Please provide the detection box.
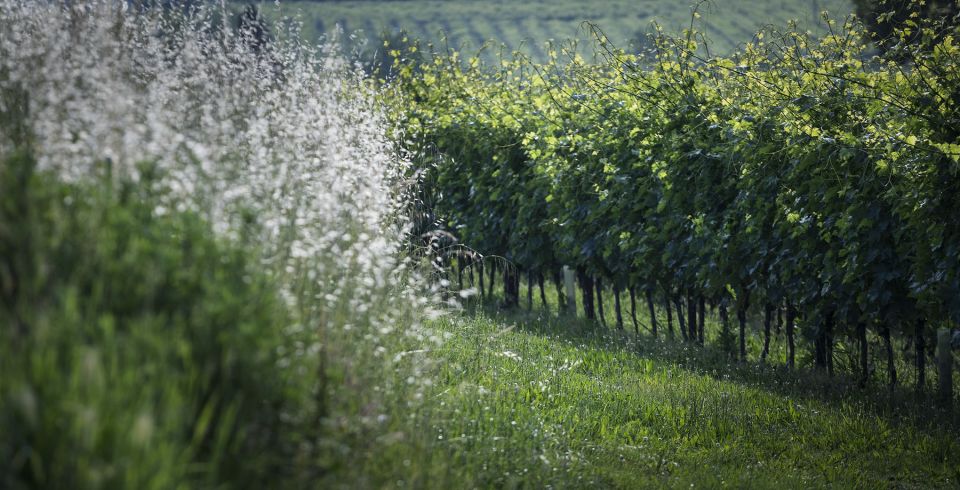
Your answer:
[459,298,960,436]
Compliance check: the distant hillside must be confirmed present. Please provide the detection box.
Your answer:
[249,0,854,60]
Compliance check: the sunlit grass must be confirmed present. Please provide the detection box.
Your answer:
[392,308,960,488]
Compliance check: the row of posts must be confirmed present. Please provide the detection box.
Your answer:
[561,267,955,403]
[938,328,954,404]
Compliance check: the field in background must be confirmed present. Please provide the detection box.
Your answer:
[254,0,854,60]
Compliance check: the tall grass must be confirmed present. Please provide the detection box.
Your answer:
[0,1,434,487]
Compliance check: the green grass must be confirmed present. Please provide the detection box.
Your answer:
[254,0,854,61]
[0,153,420,489]
[463,266,960,393]
[387,308,960,488]
[0,153,317,488]
[349,263,960,488]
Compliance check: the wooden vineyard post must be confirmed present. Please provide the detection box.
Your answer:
[563,266,576,315]
[938,328,953,404]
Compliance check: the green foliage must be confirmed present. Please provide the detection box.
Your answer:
[0,2,437,487]
[0,153,318,489]
[853,0,959,54]
[386,0,960,393]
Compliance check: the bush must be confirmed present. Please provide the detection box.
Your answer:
[0,152,318,489]
[0,3,433,486]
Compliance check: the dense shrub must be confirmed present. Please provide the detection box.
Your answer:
[0,152,319,488]
[0,1,434,487]
[387,2,960,393]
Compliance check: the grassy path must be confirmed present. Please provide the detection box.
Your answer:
[380,309,960,488]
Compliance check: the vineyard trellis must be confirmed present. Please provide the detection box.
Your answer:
[386,2,960,398]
